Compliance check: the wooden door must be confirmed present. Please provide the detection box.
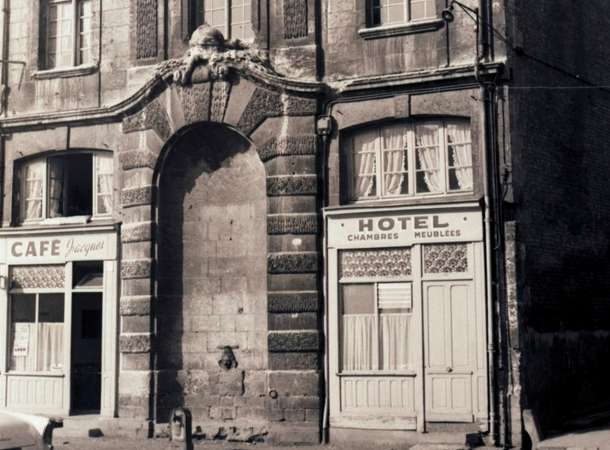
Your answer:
[424,281,475,422]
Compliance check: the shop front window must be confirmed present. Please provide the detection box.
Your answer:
[9,293,65,373]
[16,152,113,224]
[345,120,473,202]
[339,248,414,373]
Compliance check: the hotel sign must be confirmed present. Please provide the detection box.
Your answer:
[326,207,483,248]
[1,232,117,263]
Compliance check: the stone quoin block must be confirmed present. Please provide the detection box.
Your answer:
[268,330,320,352]
[267,291,319,313]
[258,135,317,162]
[268,252,318,273]
[268,312,318,330]
[266,175,318,196]
[119,333,152,353]
[265,155,317,177]
[121,259,153,279]
[120,296,153,316]
[269,352,320,370]
[121,221,153,243]
[267,213,319,234]
[121,186,153,207]
[119,149,158,170]
[268,371,320,397]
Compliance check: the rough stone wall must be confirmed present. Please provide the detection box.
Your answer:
[156,124,268,429]
[508,0,610,431]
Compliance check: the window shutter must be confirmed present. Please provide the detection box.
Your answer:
[378,283,412,310]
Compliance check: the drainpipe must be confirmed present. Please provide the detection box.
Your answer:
[1,0,10,116]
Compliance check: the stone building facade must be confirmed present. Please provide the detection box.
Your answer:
[0,0,609,448]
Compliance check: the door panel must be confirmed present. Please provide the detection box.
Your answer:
[424,281,475,422]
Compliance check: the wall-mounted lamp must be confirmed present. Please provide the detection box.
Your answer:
[441,0,479,24]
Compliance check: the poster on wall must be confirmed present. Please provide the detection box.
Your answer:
[12,323,30,357]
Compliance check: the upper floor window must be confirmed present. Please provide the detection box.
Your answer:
[40,0,93,69]
[368,0,436,28]
[16,152,113,224]
[193,0,253,41]
[344,120,473,202]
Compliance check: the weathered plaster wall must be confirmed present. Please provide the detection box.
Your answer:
[508,0,610,432]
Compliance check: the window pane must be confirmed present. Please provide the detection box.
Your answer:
[446,122,473,191]
[37,294,65,372]
[45,0,74,69]
[341,284,376,371]
[22,160,45,221]
[9,294,36,372]
[78,0,93,65]
[382,125,408,196]
[95,154,113,215]
[415,123,441,193]
[352,131,378,199]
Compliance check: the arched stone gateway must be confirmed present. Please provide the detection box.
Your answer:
[117,27,323,443]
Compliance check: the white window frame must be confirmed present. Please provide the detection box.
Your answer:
[345,120,473,203]
[18,152,114,224]
[368,0,437,28]
[8,292,66,374]
[195,0,253,41]
[42,0,93,70]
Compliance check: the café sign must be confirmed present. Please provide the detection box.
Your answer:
[2,232,117,263]
[326,207,483,248]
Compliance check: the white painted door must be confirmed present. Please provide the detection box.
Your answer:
[424,281,475,422]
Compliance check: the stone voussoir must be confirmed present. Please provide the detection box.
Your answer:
[268,252,318,273]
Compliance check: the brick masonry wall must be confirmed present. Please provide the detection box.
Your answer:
[508,0,610,431]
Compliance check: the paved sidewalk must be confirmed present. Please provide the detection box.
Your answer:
[537,425,610,450]
[53,438,398,450]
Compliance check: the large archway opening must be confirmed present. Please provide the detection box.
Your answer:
[155,122,268,426]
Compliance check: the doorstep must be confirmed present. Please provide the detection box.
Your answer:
[53,415,150,439]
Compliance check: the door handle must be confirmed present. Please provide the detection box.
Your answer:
[446,366,453,373]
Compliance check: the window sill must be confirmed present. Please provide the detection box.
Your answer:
[31,63,98,80]
[358,19,445,40]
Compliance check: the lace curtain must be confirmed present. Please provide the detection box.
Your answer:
[10,323,64,372]
[447,122,473,190]
[353,131,377,198]
[382,125,407,195]
[416,124,441,192]
[23,161,45,221]
[96,154,113,214]
[342,314,410,371]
